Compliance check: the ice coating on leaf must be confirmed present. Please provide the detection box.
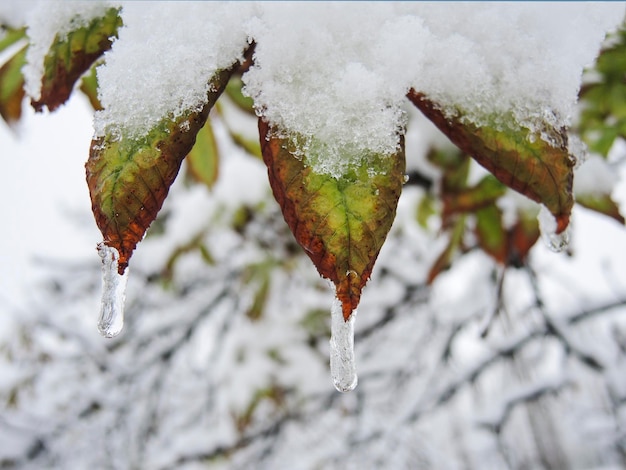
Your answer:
[244,3,622,177]
[97,242,127,338]
[329,296,357,393]
[94,2,253,139]
[538,205,570,253]
[23,1,117,101]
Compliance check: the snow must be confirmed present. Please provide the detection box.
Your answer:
[83,3,625,177]
[23,1,117,102]
[94,2,253,140]
[329,296,357,392]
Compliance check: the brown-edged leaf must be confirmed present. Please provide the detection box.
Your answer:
[0,45,25,125]
[259,120,405,320]
[31,7,121,112]
[408,90,574,234]
[86,66,237,274]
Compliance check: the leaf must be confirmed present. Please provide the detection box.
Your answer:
[428,215,465,284]
[225,75,255,114]
[408,90,574,234]
[186,118,219,190]
[444,175,506,217]
[576,193,625,224]
[79,63,102,111]
[0,45,25,125]
[0,26,26,53]
[475,204,507,264]
[259,120,405,320]
[31,7,122,112]
[86,66,236,274]
[507,208,540,267]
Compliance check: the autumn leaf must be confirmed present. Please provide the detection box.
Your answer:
[408,90,574,234]
[259,119,405,320]
[0,45,26,125]
[86,66,237,274]
[31,7,122,112]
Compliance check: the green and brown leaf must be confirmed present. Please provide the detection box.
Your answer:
[31,7,122,112]
[408,90,574,234]
[86,67,236,274]
[0,45,26,125]
[260,120,405,320]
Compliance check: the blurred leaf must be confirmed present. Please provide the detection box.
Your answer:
[416,193,437,229]
[0,26,25,53]
[444,175,506,216]
[186,118,219,190]
[579,26,626,157]
[231,129,262,159]
[31,7,122,112]
[507,208,540,267]
[260,119,405,320]
[0,45,25,125]
[577,193,625,224]
[225,75,255,113]
[86,66,236,274]
[475,204,507,264]
[79,63,102,111]
[408,90,574,235]
[428,215,465,284]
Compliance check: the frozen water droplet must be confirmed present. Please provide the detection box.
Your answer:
[329,296,358,392]
[403,174,409,184]
[538,205,570,253]
[97,242,128,338]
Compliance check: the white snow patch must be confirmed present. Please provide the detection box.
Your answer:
[94,2,253,139]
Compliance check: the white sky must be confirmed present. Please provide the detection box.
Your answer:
[0,95,100,312]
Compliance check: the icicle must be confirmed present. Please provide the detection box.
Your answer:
[329,296,358,392]
[538,205,570,253]
[97,242,128,338]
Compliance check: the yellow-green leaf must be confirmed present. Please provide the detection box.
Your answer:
[0,45,25,125]
[186,118,219,190]
[259,119,405,320]
[408,90,574,235]
[79,63,102,111]
[31,7,121,112]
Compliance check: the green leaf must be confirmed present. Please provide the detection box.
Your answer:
[225,75,255,113]
[259,119,405,320]
[579,26,626,157]
[475,204,507,263]
[0,26,26,53]
[408,90,574,235]
[576,193,625,224]
[0,45,25,125]
[186,118,219,190]
[31,7,122,112]
[79,63,102,111]
[86,66,237,274]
